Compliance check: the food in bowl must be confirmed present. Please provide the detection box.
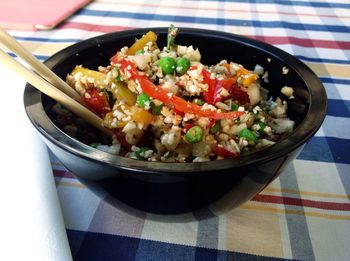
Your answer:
[58,25,295,163]
[24,27,327,214]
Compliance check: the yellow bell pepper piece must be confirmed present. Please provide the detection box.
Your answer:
[114,82,136,106]
[242,74,259,87]
[126,31,157,55]
[236,68,258,88]
[71,66,107,87]
[71,66,136,105]
[104,105,153,129]
[103,111,127,128]
[132,109,154,125]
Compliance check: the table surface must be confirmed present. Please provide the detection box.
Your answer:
[2,0,350,260]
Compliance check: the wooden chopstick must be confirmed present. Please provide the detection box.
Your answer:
[0,48,112,136]
[0,26,81,102]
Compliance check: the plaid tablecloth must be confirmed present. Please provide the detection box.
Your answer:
[9,0,350,260]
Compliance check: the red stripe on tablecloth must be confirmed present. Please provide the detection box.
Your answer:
[53,168,350,211]
[253,194,350,211]
[251,35,350,50]
[58,22,133,33]
[53,169,75,178]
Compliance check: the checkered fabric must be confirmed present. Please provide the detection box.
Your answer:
[9,0,350,260]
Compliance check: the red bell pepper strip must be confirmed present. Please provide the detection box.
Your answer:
[202,70,237,104]
[213,146,239,159]
[202,69,217,104]
[202,69,249,105]
[82,89,111,117]
[172,107,185,116]
[117,58,245,120]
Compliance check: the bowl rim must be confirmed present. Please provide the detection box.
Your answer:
[24,27,327,173]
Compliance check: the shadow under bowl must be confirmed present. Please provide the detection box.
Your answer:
[24,28,327,217]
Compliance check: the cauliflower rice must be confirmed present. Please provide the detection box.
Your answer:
[55,25,295,162]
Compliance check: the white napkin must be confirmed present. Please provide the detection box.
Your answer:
[0,63,72,261]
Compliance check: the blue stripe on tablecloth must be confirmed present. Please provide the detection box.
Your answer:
[188,0,350,9]
[195,248,218,261]
[67,229,297,261]
[78,9,350,33]
[14,36,78,43]
[8,52,49,62]
[67,229,140,261]
[296,55,350,65]
[320,77,350,85]
[327,99,350,118]
[37,55,49,61]
[298,137,350,164]
[278,163,315,260]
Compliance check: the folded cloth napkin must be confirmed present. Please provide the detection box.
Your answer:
[0,63,72,261]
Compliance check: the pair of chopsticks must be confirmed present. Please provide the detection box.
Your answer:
[0,27,112,135]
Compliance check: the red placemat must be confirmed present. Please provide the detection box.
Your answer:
[0,0,91,31]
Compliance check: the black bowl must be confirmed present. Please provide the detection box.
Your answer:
[24,28,327,216]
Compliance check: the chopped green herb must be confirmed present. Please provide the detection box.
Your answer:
[134,147,152,160]
[167,24,179,50]
[150,102,163,115]
[102,88,114,106]
[257,121,266,134]
[210,120,221,134]
[114,67,121,81]
[231,102,239,111]
[194,99,204,105]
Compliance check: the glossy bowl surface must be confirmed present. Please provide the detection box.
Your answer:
[24,28,327,216]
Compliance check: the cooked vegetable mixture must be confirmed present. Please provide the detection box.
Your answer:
[62,25,295,162]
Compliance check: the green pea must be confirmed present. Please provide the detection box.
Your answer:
[176,57,190,75]
[231,102,239,111]
[238,128,258,143]
[135,49,145,55]
[137,93,150,108]
[184,126,203,144]
[210,120,221,134]
[157,57,176,75]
